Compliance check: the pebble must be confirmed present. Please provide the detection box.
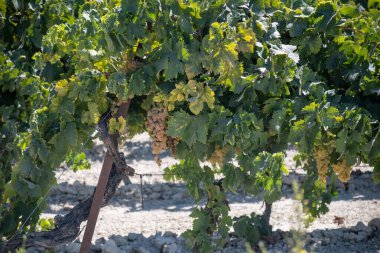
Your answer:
[163,231,177,237]
[330,230,344,239]
[351,221,372,234]
[109,235,129,246]
[149,192,161,199]
[152,185,162,192]
[162,243,177,253]
[132,247,150,253]
[128,233,141,241]
[120,245,133,253]
[152,236,176,249]
[65,242,81,253]
[101,239,122,253]
[368,218,380,230]
[171,192,184,200]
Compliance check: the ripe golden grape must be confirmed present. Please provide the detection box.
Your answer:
[313,142,334,184]
[145,107,179,165]
[332,158,352,182]
[209,146,228,166]
[146,107,168,165]
[167,136,179,156]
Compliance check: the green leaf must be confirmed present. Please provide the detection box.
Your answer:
[292,30,322,56]
[336,129,347,154]
[189,99,204,115]
[289,19,308,38]
[164,57,184,80]
[48,122,78,167]
[104,32,115,52]
[167,111,208,146]
[313,1,337,32]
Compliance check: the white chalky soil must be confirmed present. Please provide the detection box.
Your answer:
[40,133,380,253]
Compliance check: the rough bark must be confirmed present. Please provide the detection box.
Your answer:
[1,108,134,253]
[262,201,272,233]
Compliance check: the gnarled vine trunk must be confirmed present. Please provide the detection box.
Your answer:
[1,107,134,253]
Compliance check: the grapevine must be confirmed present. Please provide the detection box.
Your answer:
[0,1,379,252]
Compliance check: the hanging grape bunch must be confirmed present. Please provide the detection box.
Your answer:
[209,145,229,166]
[332,157,352,183]
[145,107,169,165]
[314,142,334,184]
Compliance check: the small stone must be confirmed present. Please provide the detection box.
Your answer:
[133,247,150,253]
[311,230,323,239]
[120,245,133,253]
[163,231,177,237]
[109,235,129,246]
[152,236,176,249]
[162,243,177,253]
[352,221,372,234]
[101,239,122,253]
[65,242,81,253]
[152,185,162,192]
[95,237,107,245]
[162,185,171,191]
[128,233,141,241]
[171,192,184,200]
[330,230,344,239]
[149,192,161,199]
[356,231,368,241]
[343,232,358,241]
[369,218,380,230]
[90,243,102,252]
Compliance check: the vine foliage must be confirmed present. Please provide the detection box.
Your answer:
[1,0,379,252]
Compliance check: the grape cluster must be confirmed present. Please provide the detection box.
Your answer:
[146,107,169,165]
[167,136,179,156]
[122,54,141,74]
[313,143,334,184]
[209,146,228,166]
[332,158,352,182]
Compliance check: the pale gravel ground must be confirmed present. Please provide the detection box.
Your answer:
[41,132,380,252]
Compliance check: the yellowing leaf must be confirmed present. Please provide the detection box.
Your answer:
[225,42,238,58]
[177,0,187,9]
[204,86,215,109]
[55,79,68,97]
[302,102,318,112]
[334,116,344,122]
[189,99,204,115]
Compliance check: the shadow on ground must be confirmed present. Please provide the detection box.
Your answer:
[45,170,380,216]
